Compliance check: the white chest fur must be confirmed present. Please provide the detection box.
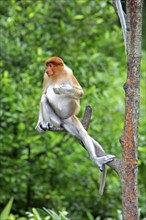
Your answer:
[46,84,74,119]
[46,85,61,108]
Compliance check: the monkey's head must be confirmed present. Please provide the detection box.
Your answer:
[45,57,64,77]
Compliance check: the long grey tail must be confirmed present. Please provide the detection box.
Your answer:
[89,138,107,195]
[99,164,107,195]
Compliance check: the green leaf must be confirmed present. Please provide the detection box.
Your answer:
[74,15,84,20]
[32,208,41,220]
[0,197,14,220]
[43,208,60,220]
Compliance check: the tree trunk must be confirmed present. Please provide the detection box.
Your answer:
[119,1,143,219]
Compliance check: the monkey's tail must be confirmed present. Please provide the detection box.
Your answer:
[99,164,107,195]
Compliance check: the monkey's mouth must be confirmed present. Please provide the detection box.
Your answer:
[46,72,54,76]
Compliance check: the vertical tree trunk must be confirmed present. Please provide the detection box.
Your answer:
[119,1,143,219]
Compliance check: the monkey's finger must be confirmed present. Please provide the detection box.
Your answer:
[46,123,53,130]
[53,88,60,94]
[39,123,47,131]
[35,124,46,133]
[103,155,116,164]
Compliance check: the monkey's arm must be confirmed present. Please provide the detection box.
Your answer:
[35,94,52,132]
[53,83,83,99]
[53,72,84,98]
[35,94,62,132]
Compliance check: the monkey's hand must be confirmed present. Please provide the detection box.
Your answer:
[35,122,53,133]
[53,83,72,95]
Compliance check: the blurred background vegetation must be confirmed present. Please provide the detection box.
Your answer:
[0,0,145,219]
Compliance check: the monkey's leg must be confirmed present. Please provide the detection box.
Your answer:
[62,116,115,171]
[36,94,62,132]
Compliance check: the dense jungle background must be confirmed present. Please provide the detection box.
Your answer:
[0,0,146,219]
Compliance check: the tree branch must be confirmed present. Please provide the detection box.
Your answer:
[113,0,127,52]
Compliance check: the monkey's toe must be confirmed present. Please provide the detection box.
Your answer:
[46,123,53,130]
[35,124,46,133]
[39,123,47,131]
[104,155,115,164]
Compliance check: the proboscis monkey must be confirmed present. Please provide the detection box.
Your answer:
[36,57,115,194]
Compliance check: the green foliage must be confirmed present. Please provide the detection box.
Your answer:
[0,0,145,219]
[0,197,14,220]
[26,208,67,220]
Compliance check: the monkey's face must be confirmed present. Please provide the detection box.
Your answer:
[45,63,54,76]
[45,57,64,77]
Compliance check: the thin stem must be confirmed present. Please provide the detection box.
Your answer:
[115,0,127,52]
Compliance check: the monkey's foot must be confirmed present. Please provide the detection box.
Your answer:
[35,123,45,133]
[40,122,53,131]
[91,155,115,171]
[35,122,53,133]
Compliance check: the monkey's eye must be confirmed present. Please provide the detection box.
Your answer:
[46,62,53,67]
